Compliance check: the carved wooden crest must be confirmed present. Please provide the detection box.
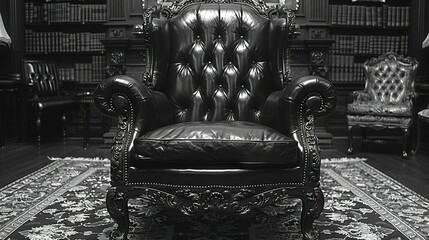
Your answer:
[151,0,298,19]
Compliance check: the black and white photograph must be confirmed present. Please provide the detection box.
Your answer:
[0,0,428,239]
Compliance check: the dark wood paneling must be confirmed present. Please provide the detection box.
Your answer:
[309,0,329,22]
[130,0,144,16]
[9,0,24,74]
[409,0,425,76]
[108,0,126,20]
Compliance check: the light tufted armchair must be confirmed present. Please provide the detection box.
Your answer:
[94,0,336,239]
[347,52,418,158]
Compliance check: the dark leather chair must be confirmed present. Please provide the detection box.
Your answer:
[22,60,79,147]
[94,0,336,239]
[346,52,418,158]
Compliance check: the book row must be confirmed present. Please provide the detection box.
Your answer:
[25,30,105,53]
[58,56,106,83]
[330,4,409,27]
[330,64,366,82]
[330,54,365,82]
[25,2,107,23]
[332,34,408,56]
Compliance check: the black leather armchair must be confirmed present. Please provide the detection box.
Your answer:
[94,1,336,239]
[22,60,79,147]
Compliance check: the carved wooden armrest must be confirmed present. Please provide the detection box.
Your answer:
[351,90,371,102]
[94,75,173,184]
[261,75,336,182]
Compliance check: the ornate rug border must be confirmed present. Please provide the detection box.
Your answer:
[0,162,106,239]
[1,157,428,240]
[359,161,429,208]
[323,164,427,240]
[0,157,106,239]
[0,160,64,193]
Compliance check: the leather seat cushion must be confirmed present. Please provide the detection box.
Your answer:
[347,101,411,116]
[133,121,298,164]
[347,114,412,128]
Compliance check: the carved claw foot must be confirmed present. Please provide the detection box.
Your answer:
[303,230,320,240]
[109,229,126,240]
[301,187,324,240]
[106,188,130,240]
[402,150,408,159]
[347,147,354,155]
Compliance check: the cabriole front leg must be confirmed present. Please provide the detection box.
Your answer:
[300,187,324,240]
[36,114,41,148]
[360,127,367,147]
[402,128,410,159]
[347,125,354,155]
[106,187,130,240]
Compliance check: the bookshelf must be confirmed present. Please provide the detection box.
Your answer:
[328,0,411,83]
[21,0,109,142]
[23,0,107,84]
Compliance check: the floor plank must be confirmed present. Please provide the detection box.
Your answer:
[0,138,109,187]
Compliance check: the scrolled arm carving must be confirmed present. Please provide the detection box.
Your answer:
[261,75,336,183]
[405,91,418,102]
[262,75,336,134]
[94,74,173,132]
[351,90,371,102]
[94,75,152,118]
[283,75,336,119]
[94,75,153,185]
[94,75,173,185]
[285,76,336,183]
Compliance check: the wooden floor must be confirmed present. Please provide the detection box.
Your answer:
[0,138,110,188]
[321,138,429,199]
[1,137,429,199]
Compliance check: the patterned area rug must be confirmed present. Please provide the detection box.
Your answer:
[0,157,428,240]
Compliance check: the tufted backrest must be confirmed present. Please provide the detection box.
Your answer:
[364,52,418,103]
[22,60,60,97]
[150,3,288,123]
